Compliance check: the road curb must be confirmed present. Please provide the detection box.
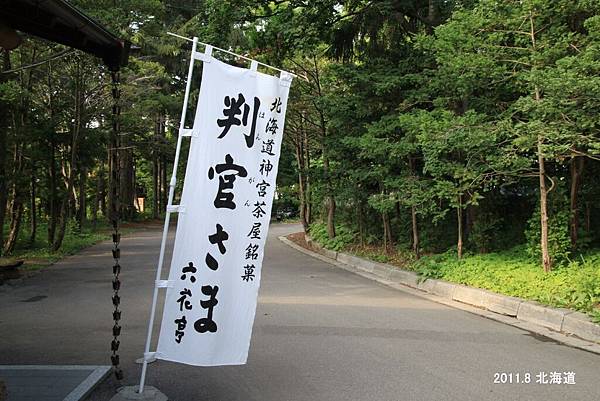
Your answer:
[517,301,572,332]
[278,235,600,355]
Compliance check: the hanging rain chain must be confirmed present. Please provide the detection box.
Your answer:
[110,70,124,381]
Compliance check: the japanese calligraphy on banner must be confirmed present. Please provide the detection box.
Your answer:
[156,57,292,366]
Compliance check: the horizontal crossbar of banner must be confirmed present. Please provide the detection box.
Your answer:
[166,32,307,80]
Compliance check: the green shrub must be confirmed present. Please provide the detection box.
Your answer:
[469,212,502,253]
[525,208,571,266]
[525,185,573,267]
[413,247,600,322]
[372,254,389,263]
[308,222,356,251]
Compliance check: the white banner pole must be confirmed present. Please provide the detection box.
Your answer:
[138,36,199,394]
[166,32,306,81]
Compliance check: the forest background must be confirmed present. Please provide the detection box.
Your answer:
[1,0,599,320]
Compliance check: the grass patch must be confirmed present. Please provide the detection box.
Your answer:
[1,219,141,270]
[413,247,600,322]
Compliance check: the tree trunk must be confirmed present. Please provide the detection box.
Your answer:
[323,151,335,238]
[70,174,78,220]
[294,119,309,232]
[161,156,168,213]
[303,122,312,225]
[538,136,551,272]
[411,205,420,259]
[46,57,57,245]
[152,116,160,219]
[3,201,23,255]
[408,156,420,259]
[4,143,24,255]
[52,60,83,251]
[585,201,591,234]
[296,149,308,232]
[92,171,99,229]
[0,152,6,254]
[77,167,87,230]
[157,157,162,213]
[132,157,138,214]
[120,148,135,221]
[53,176,76,251]
[306,183,312,224]
[530,17,552,272]
[4,48,31,255]
[569,156,584,248]
[457,195,463,259]
[465,202,476,244]
[28,166,37,246]
[4,47,35,253]
[158,112,167,213]
[326,195,336,239]
[358,201,365,246]
[382,211,393,252]
[426,0,437,32]
[98,162,106,217]
[48,131,57,245]
[535,85,551,272]
[313,55,334,238]
[298,178,308,232]
[0,50,11,253]
[152,154,159,218]
[107,84,120,237]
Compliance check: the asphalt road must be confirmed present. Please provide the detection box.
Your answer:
[0,223,598,401]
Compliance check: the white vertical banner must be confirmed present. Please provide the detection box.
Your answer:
[155,56,292,366]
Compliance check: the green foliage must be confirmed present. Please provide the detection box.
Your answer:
[2,0,600,315]
[418,214,456,253]
[414,248,600,322]
[308,222,355,251]
[469,212,502,254]
[3,221,118,268]
[525,208,572,267]
[272,184,300,219]
[367,193,397,215]
[525,187,573,266]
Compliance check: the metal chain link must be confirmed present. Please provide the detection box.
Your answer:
[110,70,124,381]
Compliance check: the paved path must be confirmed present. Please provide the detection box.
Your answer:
[0,224,598,401]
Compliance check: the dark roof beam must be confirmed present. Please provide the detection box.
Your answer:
[0,0,129,71]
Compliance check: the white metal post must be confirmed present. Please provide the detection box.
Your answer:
[138,36,199,394]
